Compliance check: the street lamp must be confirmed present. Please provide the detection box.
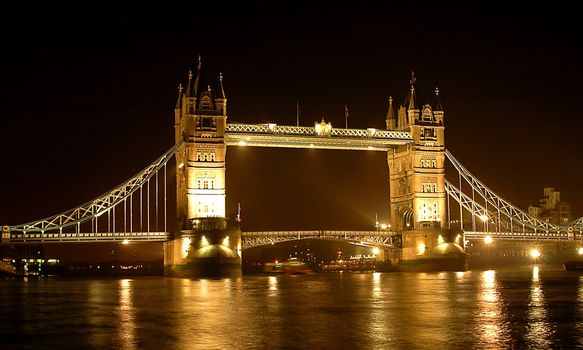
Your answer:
[479,214,489,232]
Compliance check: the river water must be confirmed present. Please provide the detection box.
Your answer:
[1,267,583,349]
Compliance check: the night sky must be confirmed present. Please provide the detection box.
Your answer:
[1,5,582,260]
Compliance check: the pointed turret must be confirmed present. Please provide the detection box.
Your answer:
[408,75,416,111]
[433,87,444,126]
[218,72,226,99]
[216,73,227,116]
[184,70,193,98]
[433,87,443,111]
[175,83,183,110]
[174,84,184,133]
[386,96,396,130]
[193,55,202,98]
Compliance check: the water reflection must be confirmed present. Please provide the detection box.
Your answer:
[117,279,136,350]
[525,266,553,348]
[268,275,278,292]
[474,270,510,347]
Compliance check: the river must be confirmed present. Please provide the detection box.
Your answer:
[1,267,582,349]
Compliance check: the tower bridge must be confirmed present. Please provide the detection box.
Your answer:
[3,60,583,276]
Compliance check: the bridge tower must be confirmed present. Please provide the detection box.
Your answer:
[387,75,465,270]
[164,58,241,277]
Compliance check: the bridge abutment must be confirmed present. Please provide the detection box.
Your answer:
[399,229,467,271]
[164,218,241,277]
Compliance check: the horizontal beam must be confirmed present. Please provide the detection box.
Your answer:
[225,123,412,150]
[5,232,169,244]
[464,231,580,241]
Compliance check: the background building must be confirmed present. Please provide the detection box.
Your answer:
[527,187,573,225]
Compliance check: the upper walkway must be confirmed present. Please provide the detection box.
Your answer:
[225,123,412,151]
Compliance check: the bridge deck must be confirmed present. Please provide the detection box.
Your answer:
[464,231,582,242]
[6,232,169,243]
[225,123,412,150]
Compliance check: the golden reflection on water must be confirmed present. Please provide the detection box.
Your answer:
[474,270,509,347]
[525,266,552,348]
[268,275,278,292]
[117,279,136,350]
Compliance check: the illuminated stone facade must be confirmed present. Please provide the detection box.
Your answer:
[174,64,227,231]
[387,82,446,232]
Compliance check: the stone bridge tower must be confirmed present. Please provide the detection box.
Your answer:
[386,75,464,270]
[174,58,227,230]
[165,58,241,277]
[387,76,446,231]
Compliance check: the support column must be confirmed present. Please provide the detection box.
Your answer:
[165,66,241,277]
[387,83,466,271]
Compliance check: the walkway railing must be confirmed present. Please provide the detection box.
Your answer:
[241,230,401,249]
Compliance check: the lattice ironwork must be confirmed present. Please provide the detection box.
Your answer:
[241,230,401,249]
[226,123,411,140]
[463,231,579,242]
[8,232,169,243]
[7,141,184,233]
[446,150,583,234]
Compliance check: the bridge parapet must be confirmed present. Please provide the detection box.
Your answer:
[226,123,411,139]
[225,123,412,151]
[5,231,169,244]
[464,231,582,242]
[241,230,401,249]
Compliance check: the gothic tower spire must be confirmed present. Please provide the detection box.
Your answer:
[175,83,183,110]
[184,70,193,98]
[386,96,396,130]
[408,71,417,110]
[193,55,202,98]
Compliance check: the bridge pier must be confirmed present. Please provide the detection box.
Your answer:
[399,229,467,271]
[163,218,241,278]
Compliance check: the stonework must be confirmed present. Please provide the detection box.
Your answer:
[387,82,446,232]
[174,65,228,232]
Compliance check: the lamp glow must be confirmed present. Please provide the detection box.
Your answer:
[372,247,380,255]
[122,239,129,245]
[578,247,583,255]
[479,215,489,222]
[530,249,541,259]
[418,243,426,255]
[484,236,493,244]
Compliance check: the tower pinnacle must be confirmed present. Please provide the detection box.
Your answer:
[185,70,193,97]
[408,71,416,110]
[386,96,396,130]
[218,72,226,99]
[175,83,183,109]
[433,86,444,111]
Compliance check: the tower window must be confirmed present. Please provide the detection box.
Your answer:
[201,96,211,110]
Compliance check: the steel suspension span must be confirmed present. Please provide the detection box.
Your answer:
[444,150,583,237]
[4,126,583,244]
[6,140,184,235]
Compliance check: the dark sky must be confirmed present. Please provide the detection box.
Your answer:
[1,4,582,260]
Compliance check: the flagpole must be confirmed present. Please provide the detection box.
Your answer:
[296,100,299,127]
[344,104,348,129]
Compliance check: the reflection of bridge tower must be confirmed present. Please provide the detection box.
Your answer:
[388,75,446,231]
[387,75,464,270]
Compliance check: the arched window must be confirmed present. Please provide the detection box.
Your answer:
[201,96,211,110]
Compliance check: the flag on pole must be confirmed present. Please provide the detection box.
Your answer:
[344,104,349,129]
[296,100,300,127]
